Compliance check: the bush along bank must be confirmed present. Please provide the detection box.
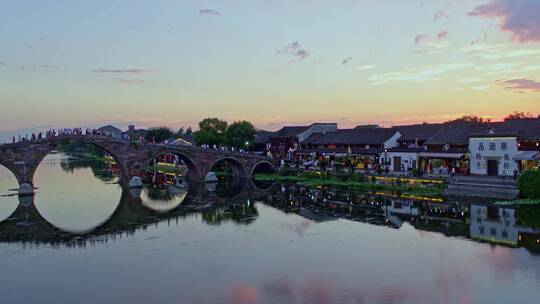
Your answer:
[254,170,445,198]
[518,170,540,199]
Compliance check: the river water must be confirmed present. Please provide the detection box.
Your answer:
[1,152,540,304]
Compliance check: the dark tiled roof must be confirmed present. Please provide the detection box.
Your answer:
[98,125,121,132]
[424,123,491,145]
[254,131,274,144]
[179,132,193,142]
[393,124,444,142]
[296,147,382,155]
[488,119,540,140]
[271,123,337,138]
[180,133,193,142]
[302,128,398,145]
[452,119,540,140]
[272,126,309,138]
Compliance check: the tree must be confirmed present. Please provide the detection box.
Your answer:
[226,121,256,149]
[517,170,540,199]
[193,118,228,146]
[504,111,534,121]
[185,127,193,137]
[144,127,174,143]
[446,115,490,124]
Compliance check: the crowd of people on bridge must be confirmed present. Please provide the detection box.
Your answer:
[199,144,249,154]
[8,128,252,156]
[10,128,101,144]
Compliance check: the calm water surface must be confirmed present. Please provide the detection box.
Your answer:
[1,152,540,304]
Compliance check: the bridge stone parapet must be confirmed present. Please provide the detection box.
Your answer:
[0,135,274,193]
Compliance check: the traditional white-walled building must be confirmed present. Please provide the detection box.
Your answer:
[384,148,425,172]
[468,119,540,176]
[384,124,446,173]
[469,135,519,176]
[97,125,122,139]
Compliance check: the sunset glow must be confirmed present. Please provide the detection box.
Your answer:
[1,0,539,137]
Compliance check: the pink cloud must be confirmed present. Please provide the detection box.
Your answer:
[497,78,540,92]
[199,9,221,16]
[119,79,147,84]
[437,31,448,40]
[433,10,449,21]
[414,33,428,45]
[94,68,149,74]
[469,0,540,42]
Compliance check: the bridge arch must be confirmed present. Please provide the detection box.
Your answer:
[209,156,247,179]
[0,163,20,222]
[0,161,19,187]
[250,160,275,176]
[0,159,24,188]
[30,138,131,186]
[144,150,202,181]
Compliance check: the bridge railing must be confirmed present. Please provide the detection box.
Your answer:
[1,134,272,160]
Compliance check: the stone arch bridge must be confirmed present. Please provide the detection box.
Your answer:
[0,135,275,193]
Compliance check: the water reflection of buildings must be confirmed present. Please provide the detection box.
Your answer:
[3,149,540,252]
[470,204,540,247]
[262,184,540,253]
[146,154,188,187]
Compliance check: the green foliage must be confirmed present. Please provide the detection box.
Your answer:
[144,126,174,143]
[226,121,256,149]
[517,205,540,228]
[278,167,295,176]
[193,118,228,146]
[59,138,71,146]
[177,127,193,138]
[504,111,536,121]
[495,199,540,206]
[518,170,540,199]
[193,118,255,148]
[253,173,443,198]
[302,171,323,179]
[446,115,491,124]
[348,172,365,183]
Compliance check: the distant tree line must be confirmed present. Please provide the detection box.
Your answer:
[144,126,193,143]
[445,111,539,124]
[142,118,256,149]
[193,118,256,149]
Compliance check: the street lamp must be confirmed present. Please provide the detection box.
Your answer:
[384,148,388,172]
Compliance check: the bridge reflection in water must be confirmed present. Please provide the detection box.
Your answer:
[1,178,540,253]
[1,147,539,253]
[0,177,267,247]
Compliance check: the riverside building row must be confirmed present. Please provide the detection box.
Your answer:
[254,119,540,177]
